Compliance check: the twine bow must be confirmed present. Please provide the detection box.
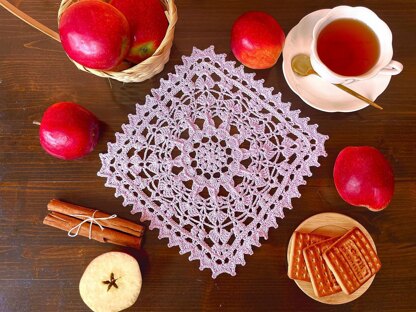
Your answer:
[67,210,117,239]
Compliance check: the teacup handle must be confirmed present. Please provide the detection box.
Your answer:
[379,60,403,76]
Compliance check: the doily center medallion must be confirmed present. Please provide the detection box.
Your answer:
[178,121,243,193]
[98,46,329,278]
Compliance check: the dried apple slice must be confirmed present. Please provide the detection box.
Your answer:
[79,252,142,312]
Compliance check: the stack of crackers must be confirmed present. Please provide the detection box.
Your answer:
[288,227,381,297]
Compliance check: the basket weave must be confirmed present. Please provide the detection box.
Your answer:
[57,0,177,83]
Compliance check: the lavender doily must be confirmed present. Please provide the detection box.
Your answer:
[98,46,328,278]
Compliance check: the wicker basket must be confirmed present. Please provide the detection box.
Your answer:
[1,0,177,83]
[58,0,177,82]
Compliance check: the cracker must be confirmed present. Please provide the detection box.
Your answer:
[303,237,341,297]
[288,231,329,281]
[323,227,381,295]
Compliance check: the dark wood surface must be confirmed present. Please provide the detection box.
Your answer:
[1,0,415,311]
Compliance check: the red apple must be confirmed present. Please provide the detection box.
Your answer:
[231,11,285,69]
[110,0,168,64]
[333,146,394,211]
[39,102,100,160]
[59,0,131,70]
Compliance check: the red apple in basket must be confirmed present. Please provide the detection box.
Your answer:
[59,0,131,70]
[333,146,394,211]
[110,0,168,64]
[39,102,100,160]
[231,11,285,69]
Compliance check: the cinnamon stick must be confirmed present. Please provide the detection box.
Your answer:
[43,212,142,249]
[43,199,144,249]
[47,199,144,237]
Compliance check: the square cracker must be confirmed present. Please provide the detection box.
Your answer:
[303,236,342,297]
[288,231,329,281]
[323,227,382,295]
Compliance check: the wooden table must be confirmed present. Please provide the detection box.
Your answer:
[1,0,415,311]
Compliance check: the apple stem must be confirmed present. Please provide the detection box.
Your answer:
[33,121,41,126]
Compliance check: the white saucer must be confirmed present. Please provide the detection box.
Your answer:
[282,9,391,113]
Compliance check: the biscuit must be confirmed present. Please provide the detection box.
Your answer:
[288,231,329,281]
[323,227,381,295]
[303,236,341,297]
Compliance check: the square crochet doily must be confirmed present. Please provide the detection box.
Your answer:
[98,46,328,278]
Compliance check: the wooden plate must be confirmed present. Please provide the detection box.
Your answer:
[287,212,377,304]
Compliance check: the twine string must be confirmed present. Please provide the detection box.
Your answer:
[67,210,117,239]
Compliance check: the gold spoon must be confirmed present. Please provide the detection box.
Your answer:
[291,54,383,110]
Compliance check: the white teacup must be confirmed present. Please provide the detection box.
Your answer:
[310,6,403,84]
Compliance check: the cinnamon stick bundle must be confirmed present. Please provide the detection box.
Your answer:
[43,199,144,249]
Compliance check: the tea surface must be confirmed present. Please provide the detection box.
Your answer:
[317,18,380,76]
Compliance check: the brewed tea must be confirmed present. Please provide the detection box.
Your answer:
[317,18,380,76]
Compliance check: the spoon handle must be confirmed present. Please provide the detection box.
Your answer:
[335,84,383,110]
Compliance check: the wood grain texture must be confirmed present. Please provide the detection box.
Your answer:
[0,0,415,311]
